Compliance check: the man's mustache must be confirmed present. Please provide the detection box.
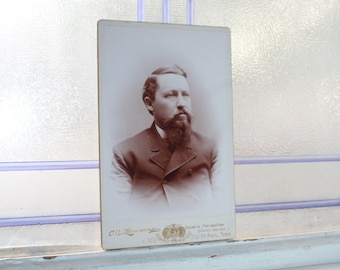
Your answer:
[162,110,192,130]
[174,109,191,119]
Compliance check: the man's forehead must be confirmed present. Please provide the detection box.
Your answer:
[156,73,190,90]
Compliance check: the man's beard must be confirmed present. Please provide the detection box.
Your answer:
[162,111,192,151]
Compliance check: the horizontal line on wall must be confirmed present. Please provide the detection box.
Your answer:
[0,213,100,227]
[234,154,340,165]
[1,199,340,227]
[0,160,99,171]
[236,199,340,213]
[1,155,340,172]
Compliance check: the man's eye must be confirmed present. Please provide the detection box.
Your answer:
[182,92,190,97]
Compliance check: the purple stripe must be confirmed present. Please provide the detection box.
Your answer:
[1,199,340,227]
[163,0,170,23]
[137,0,145,22]
[234,155,340,165]
[236,199,340,213]
[0,213,100,227]
[187,0,194,25]
[0,160,99,171]
[1,155,340,172]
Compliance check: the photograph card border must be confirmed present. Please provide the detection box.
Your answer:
[98,20,235,250]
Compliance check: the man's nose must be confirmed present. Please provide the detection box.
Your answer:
[176,94,186,108]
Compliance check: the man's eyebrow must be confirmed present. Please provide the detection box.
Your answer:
[164,89,189,94]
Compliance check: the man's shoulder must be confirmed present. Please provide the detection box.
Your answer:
[113,127,154,152]
[117,128,150,146]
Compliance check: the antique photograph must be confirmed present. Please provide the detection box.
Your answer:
[98,20,235,249]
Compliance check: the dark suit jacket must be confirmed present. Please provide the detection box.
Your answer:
[111,123,220,215]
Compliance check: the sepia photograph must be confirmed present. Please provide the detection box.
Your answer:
[98,20,235,249]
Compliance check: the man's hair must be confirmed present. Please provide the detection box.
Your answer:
[142,64,187,102]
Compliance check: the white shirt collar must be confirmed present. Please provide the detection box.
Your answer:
[155,124,166,139]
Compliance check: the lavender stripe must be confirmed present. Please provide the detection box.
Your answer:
[1,155,340,172]
[163,0,170,23]
[137,0,145,22]
[0,160,99,171]
[236,199,340,213]
[234,155,340,165]
[0,213,100,227]
[1,199,340,227]
[187,0,194,25]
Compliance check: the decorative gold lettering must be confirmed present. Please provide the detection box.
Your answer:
[108,227,160,237]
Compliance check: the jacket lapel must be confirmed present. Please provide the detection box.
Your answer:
[147,123,197,178]
[150,150,172,171]
[163,147,196,178]
[147,124,172,171]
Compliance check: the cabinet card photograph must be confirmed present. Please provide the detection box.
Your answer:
[98,20,235,249]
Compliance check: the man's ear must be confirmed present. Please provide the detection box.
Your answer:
[143,96,154,114]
